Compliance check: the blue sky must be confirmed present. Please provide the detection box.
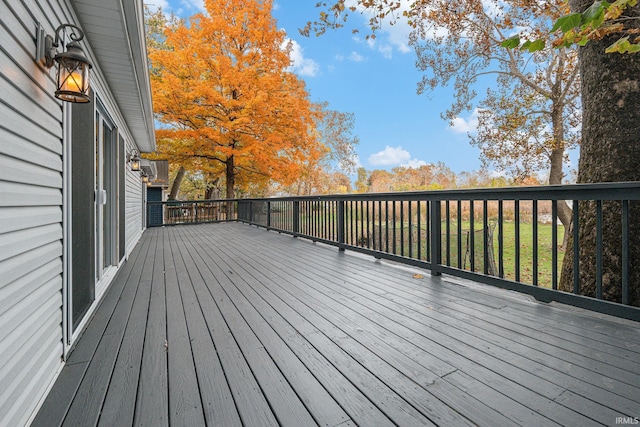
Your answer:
[148,0,486,175]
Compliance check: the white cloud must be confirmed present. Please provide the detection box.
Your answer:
[378,44,393,59]
[349,51,365,62]
[450,109,479,134]
[402,159,427,169]
[286,39,320,77]
[368,146,411,166]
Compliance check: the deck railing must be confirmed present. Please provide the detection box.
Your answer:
[147,199,238,226]
[147,182,640,320]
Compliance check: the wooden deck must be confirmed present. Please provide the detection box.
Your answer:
[34,222,640,426]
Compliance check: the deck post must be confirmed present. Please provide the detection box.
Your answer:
[430,200,442,276]
[338,200,345,251]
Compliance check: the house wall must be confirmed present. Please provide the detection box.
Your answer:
[126,138,145,254]
[0,1,148,426]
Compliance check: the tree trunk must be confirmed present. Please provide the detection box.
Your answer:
[560,1,640,306]
[168,166,186,200]
[225,155,235,219]
[204,177,220,200]
[548,100,572,249]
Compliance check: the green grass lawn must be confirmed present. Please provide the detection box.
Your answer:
[496,222,565,288]
[438,220,565,288]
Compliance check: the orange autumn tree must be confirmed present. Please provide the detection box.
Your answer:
[148,0,321,207]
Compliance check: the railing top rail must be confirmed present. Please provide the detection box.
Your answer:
[147,199,242,205]
[235,181,640,203]
[146,181,640,205]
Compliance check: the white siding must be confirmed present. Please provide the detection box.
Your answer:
[0,0,150,425]
[126,140,145,255]
[0,0,66,425]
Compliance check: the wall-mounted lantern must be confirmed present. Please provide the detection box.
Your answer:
[141,172,149,183]
[38,23,92,103]
[128,149,141,171]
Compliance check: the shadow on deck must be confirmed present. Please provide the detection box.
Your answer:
[34,222,640,426]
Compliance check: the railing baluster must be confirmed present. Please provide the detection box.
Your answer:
[483,200,489,275]
[470,200,475,272]
[418,201,422,261]
[445,201,450,266]
[515,200,520,282]
[498,200,504,278]
[457,200,462,269]
[294,201,297,232]
[350,200,355,246]
[407,200,413,258]
[552,200,558,290]
[338,200,345,251]
[430,200,442,275]
[360,200,365,247]
[385,200,389,253]
[573,200,580,295]
[533,200,538,286]
[393,200,397,255]
[426,200,431,262]
[596,200,603,299]
[622,199,629,305]
[400,200,405,256]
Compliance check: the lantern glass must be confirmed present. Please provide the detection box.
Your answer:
[130,158,141,172]
[54,40,91,103]
[56,57,90,103]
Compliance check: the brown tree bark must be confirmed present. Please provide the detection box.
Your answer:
[560,1,640,306]
[168,166,186,200]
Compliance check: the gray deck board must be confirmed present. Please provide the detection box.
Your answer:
[212,227,586,426]
[174,229,350,426]
[34,222,640,426]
